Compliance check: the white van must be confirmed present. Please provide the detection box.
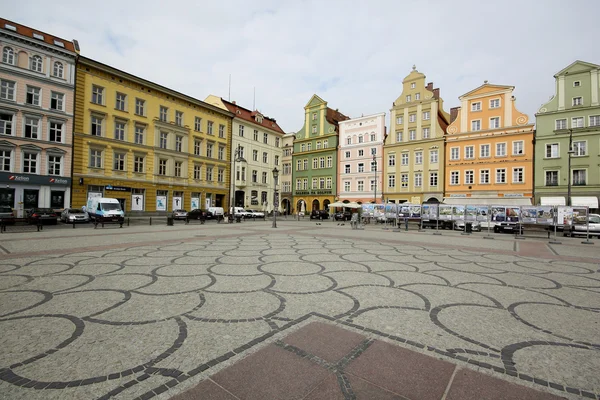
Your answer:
[208,207,224,218]
[230,207,252,218]
[87,197,125,223]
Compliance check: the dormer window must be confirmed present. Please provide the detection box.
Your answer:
[573,81,581,87]
[4,24,16,31]
[33,33,44,41]
[54,40,65,48]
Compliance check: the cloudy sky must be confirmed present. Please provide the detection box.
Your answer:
[5,0,599,132]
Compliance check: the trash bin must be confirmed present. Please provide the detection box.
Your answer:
[167,214,174,226]
[465,222,472,233]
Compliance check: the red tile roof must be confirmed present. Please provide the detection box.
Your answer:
[0,18,78,53]
[220,98,285,134]
[325,107,350,131]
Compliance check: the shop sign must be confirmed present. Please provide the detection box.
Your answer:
[106,185,131,192]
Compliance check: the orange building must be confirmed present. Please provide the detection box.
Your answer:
[444,82,534,205]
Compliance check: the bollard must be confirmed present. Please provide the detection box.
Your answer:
[73,221,76,229]
[127,217,130,227]
[149,217,152,226]
[404,218,409,231]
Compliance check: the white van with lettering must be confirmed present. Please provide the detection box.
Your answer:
[87,197,125,224]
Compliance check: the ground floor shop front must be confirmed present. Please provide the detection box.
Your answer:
[71,177,228,214]
[292,193,334,214]
[0,172,71,217]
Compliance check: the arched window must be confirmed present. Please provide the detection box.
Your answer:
[53,61,63,78]
[2,47,14,65]
[30,55,42,72]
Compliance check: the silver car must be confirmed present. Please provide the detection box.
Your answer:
[568,214,600,238]
[61,208,89,223]
[173,209,188,220]
[454,220,481,232]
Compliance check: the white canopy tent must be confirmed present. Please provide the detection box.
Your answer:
[540,197,566,206]
[571,196,599,208]
[442,197,532,206]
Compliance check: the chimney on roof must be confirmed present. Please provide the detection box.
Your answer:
[433,88,440,99]
[232,101,236,105]
[426,82,434,91]
[450,107,460,123]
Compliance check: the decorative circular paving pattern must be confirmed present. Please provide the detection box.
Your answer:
[1,234,599,399]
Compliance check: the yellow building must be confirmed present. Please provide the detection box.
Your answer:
[72,57,233,213]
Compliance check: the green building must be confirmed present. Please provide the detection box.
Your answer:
[292,95,349,214]
[535,60,600,212]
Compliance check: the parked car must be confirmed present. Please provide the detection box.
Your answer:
[567,214,600,238]
[493,222,523,234]
[27,208,58,225]
[454,220,481,232]
[61,208,89,223]
[334,210,352,221]
[0,206,15,225]
[246,209,265,218]
[187,209,207,220]
[172,209,188,220]
[310,210,329,220]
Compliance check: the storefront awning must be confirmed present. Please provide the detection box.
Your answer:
[540,197,566,206]
[443,197,532,206]
[571,196,599,208]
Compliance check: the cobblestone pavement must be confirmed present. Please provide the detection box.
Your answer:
[0,221,599,399]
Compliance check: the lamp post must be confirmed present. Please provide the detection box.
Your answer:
[230,145,246,219]
[373,154,377,204]
[272,167,279,228]
[566,129,574,206]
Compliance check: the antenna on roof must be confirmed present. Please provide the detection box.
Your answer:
[228,74,231,101]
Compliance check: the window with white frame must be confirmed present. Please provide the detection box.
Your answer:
[326,177,332,189]
[302,178,308,190]
[465,146,474,159]
[401,174,408,188]
[312,158,318,169]
[358,136,364,144]
[116,93,127,111]
[358,149,364,157]
[415,151,423,164]
[47,154,62,175]
[135,125,145,144]
[450,147,459,160]
[90,149,102,168]
[238,125,244,137]
[52,61,64,78]
[307,143,311,151]
[423,127,430,138]
[175,111,183,126]
[545,170,558,186]
[358,163,364,172]
[252,150,258,162]
[396,116,403,125]
[0,80,16,100]
[158,159,167,175]
[370,133,376,142]
[345,151,350,158]
[571,117,584,128]
[206,143,213,158]
[406,95,411,102]
[345,164,350,173]
[512,141,524,155]
[263,152,268,163]
[0,112,14,135]
[496,142,506,157]
[396,132,403,142]
[356,180,363,191]
[495,168,506,183]
[295,179,301,190]
[135,99,145,116]
[480,144,490,158]
[114,121,125,141]
[323,139,328,148]
[218,168,224,182]
[388,174,395,188]
[450,171,459,185]
[490,117,500,129]
[471,102,481,111]
[471,120,481,131]
[512,167,524,183]
[311,178,317,189]
[193,164,201,180]
[316,141,321,150]
[489,99,500,109]
[423,111,430,120]
[346,137,351,145]
[174,161,182,177]
[263,133,268,144]
[303,159,308,170]
[26,86,41,106]
[409,130,416,140]
[573,141,586,156]
[0,148,12,171]
[134,156,145,173]
[414,173,422,187]
[409,114,416,123]
[327,156,332,168]
[401,153,408,165]
[50,92,64,111]
[207,166,215,181]
[159,132,167,149]
[480,169,490,184]
[296,160,302,171]
[23,151,38,173]
[555,119,567,130]
[430,149,438,163]
[2,47,14,64]
[370,160,376,172]
[219,146,225,160]
[159,106,169,122]
[573,169,586,185]
[545,143,559,158]
[176,136,183,152]
[114,152,125,171]
[24,117,39,139]
[572,97,582,106]
[92,85,104,104]
[251,170,257,183]
[219,124,225,138]
[30,55,42,72]
[464,170,473,184]
[388,154,395,166]
[429,172,438,187]
[410,83,415,89]
[590,115,600,127]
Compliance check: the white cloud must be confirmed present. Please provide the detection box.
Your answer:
[5,0,599,131]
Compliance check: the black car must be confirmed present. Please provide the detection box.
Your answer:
[27,208,58,225]
[310,210,329,220]
[187,209,207,220]
[0,206,15,225]
[333,210,352,221]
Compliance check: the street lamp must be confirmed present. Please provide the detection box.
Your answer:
[272,167,279,228]
[230,145,246,220]
[372,153,377,204]
[566,129,575,206]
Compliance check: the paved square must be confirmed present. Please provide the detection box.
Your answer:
[0,221,599,399]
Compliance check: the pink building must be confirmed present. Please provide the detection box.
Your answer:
[338,113,386,203]
[0,18,79,216]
